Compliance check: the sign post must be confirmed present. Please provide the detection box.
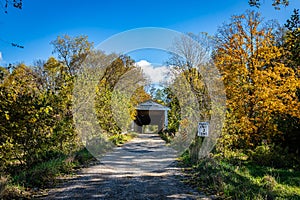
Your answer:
[197,122,209,137]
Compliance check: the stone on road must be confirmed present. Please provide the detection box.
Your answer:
[41,133,208,200]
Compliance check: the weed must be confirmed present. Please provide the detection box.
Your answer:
[109,132,138,146]
[180,152,300,199]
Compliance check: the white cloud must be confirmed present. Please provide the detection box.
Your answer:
[135,60,171,84]
[0,52,2,62]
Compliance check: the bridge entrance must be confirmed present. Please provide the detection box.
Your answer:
[133,100,170,133]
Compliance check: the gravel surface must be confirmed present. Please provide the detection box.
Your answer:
[39,134,210,200]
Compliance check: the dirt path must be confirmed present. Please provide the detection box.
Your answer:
[40,134,209,200]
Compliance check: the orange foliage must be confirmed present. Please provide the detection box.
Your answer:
[214,11,300,147]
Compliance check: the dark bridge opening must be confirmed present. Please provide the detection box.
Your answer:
[133,100,169,133]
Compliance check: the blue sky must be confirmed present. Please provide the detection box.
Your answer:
[0,0,299,66]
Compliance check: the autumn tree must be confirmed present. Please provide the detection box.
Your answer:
[131,86,151,105]
[166,32,213,162]
[164,87,181,133]
[0,64,54,167]
[0,66,9,82]
[214,11,300,149]
[51,35,93,76]
[95,55,147,136]
[40,57,77,152]
[0,35,94,169]
[31,35,94,153]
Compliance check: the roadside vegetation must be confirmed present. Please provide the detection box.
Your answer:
[178,145,300,199]
[166,9,300,200]
[0,147,95,199]
[0,3,299,200]
[109,132,138,146]
[0,35,147,199]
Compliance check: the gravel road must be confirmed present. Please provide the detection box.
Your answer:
[40,133,209,200]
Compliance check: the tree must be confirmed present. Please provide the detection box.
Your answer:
[41,57,77,152]
[45,35,94,151]
[51,35,93,76]
[0,66,9,82]
[214,11,300,149]
[167,32,213,162]
[284,9,300,75]
[0,64,54,167]
[131,86,151,105]
[277,9,300,154]
[249,0,289,10]
[95,55,145,135]
[1,0,22,14]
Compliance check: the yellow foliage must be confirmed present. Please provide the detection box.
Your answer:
[214,11,300,147]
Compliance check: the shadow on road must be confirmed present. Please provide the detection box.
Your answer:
[39,134,206,200]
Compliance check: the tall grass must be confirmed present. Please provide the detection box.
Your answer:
[0,147,96,199]
[179,150,300,200]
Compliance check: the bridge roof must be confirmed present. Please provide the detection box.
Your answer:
[136,100,170,111]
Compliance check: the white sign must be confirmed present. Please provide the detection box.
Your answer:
[198,122,209,137]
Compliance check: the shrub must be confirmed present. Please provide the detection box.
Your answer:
[158,129,175,144]
[1,184,31,200]
[249,143,300,168]
[108,132,137,146]
[261,175,277,190]
[74,148,96,165]
[13,157,75,188]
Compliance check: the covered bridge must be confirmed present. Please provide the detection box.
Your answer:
[133,100,170,133]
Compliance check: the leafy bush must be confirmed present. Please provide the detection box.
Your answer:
[178,150,192,166]
[249,143,300,169]
[109,132,137,146]
[1,184,30,200]
[74,147,96,165]
[13,157,74,188]
[181,154,300,199]
[1,147,98,199]
[158,129,175,144]
[261,175,278,190]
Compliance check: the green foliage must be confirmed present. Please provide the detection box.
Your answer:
[167,32,213,161]
[109,134,125,146]
[95,56,131,135]
[284,9,300,71]
[12,157,75,188]
[0,34,93,176]
[181,154,300,199]
[177,150,192,166]
[74,147,96,165]
[164,87,181,133]
[108,132,137,146]
[95,55,145,135]
[0,64,55,167]
[2,147,94,197]
[249,143,300,168]
[158,129,175,144]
